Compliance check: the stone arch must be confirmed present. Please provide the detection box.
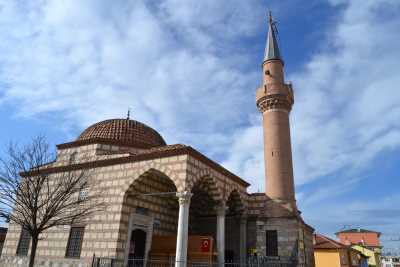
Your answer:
[226,188,245,216]
[224,184,247,205]
[189,168,224,204]
[117,164,180,258]
[121,161,182,196]
[122,166,179,220]
[188,169,222,236]
[124,168,178,198]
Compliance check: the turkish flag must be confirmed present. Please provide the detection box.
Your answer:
[201,238,211,252]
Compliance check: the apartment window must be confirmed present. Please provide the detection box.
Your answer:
[65,227,85,258]
[266,230,278,256]
[16,228,31,256]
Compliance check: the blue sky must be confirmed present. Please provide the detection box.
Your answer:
[1,0,400,252]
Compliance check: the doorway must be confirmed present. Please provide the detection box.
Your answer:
[128,229,147,260]
[124,212,154,267]
[226,249,235,263]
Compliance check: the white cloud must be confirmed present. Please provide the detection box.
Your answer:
[224,0,400,189]
[289,0,400,184]
[0,0,262,153]
[0,0,400,198]
[304,193,400,252]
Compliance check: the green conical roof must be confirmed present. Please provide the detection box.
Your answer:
[264,13,281,61]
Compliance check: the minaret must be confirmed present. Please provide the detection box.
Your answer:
[256,12,296,211]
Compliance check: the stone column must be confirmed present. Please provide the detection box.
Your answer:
[240,216,247,265]
[175,191,192,267]
[216,204,226,267]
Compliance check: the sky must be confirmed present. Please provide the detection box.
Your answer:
[0,0,400,253]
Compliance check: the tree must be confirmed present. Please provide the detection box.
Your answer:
[0,136,104,267]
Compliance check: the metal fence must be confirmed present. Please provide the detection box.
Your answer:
[91,256,300,267]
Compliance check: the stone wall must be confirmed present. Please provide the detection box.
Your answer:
[256,217,299,258]
[2,142,249,264]
[249,216,315,267]
[0,256,89,267]
[246,218,258,256]
[302,224,315,267]
[3,156,190,261]
[54,143,145,167]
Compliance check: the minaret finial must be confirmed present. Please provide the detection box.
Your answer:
[269,10,273,25]
[127,108,130,120]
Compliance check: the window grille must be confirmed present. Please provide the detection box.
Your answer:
[266,230,278,256]
[78,187,89,201]
[65,227,85,258]
[16,228,31,256]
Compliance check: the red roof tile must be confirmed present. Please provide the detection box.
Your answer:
[78,119,166,148]
[314,233,348,249]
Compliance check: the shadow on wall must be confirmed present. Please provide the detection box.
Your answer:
[0,227,7,257]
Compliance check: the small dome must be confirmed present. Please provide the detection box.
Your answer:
[78,119,166,148]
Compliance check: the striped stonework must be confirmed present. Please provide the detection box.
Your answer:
[1,141,250,266]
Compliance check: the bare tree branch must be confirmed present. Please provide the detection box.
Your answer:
[0,136,105,267]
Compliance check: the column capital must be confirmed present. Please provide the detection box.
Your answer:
[176,191,192,205]
[240,215,248,224]
[216,203,227,216]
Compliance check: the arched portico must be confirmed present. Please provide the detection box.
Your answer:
[189,174,226,267]
[173,173,221,267]
[175,173,227,267]
[188,175,221,239]
[115,165,248,267]
[119,168,179,264]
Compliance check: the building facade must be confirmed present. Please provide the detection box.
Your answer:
[382,256,400,267]
[336,229,381,248]
[0,14,314,267]
[336,229,382,267]
[314,233,368,267]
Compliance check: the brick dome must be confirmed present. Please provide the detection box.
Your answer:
[78,119,166,148]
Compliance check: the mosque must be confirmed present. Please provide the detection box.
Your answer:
[1,14,315,267]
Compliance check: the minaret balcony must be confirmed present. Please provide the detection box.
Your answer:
[256,83,294,106]
[256,85,293,113]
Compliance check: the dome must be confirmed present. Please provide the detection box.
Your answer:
[78,119,166,148]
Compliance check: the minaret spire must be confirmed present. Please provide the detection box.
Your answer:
[264,11,282,62]
[256,12,296,213]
